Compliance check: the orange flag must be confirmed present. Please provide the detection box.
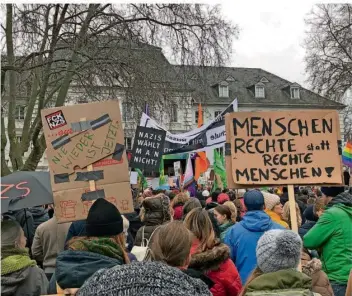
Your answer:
[195,103,209,180]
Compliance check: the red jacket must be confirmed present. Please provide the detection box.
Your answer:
[189,239,242,296]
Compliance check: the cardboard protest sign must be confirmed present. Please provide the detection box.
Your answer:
[225,110,343,186]
[130,126,166,172]
[41,100,133,223]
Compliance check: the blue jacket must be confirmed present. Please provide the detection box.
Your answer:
[224,210,284,283]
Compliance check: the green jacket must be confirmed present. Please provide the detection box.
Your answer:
[219,221,234,242]
[245,269,317,296]
[304,192,352,284]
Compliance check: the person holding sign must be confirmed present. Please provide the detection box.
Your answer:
[262,192,289,229]
[303,186,351,296]
[224,190,284,283]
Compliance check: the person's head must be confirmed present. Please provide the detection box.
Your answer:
[182,199,202,218]
[303,205,319,222]
[172,192,189,207]
[214,205,232,225]
[262,192,283,215]
[202,190,210,199]
[237,189,246,199]
[140,194,172,223]
[1,220,27,249]
[256,229,302,273]
[149,221,193,269]
[211,190,221,202]
[244,190,265,211]
[282,201,302,227]
[184,208,216,251]
[143,188,153,198]
[228,191,236,201]
[217,193,230,204]
[313,198,325,218]
[223,201,237,222]
[320,186,345,205]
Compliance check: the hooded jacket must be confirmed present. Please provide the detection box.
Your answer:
[189,239,242,296]
[244,269,318,296]
[77,261,212,296]
[304,191,352,284]
[1,266,48,296]
[301,252,334,296]
[224,210,284,283]
[29,206,49,231]
[48,250,123,294]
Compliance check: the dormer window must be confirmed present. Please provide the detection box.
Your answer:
[219,81,229,98]
[255,83,265,98]
[290,87,300,99]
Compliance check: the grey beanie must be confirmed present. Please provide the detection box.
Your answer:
[256,229,302,273]
[77,261,212,296]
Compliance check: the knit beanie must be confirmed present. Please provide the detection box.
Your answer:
[256,229,302,273]
[320,186,345,198]
[202,190,210,197]
[262,192,280,211]
[86,198,123,237]
[244,190,265,211]
[77,261,212,296]
[303,205,318,222]
[217,193,230,204]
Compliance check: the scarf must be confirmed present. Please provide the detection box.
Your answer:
[1,247,36,275]
[68,237,124,262]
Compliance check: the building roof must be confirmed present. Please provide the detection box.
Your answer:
[174,65,345,109]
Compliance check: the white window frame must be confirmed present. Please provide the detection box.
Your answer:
[124,137,132,150]
[290,87,300,99]
[219,84,229,98]
[170,104,178,122]
[255,84,265,98]
[15,106,25,120]
[16,135,22,143]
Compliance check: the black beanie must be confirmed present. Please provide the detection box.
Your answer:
[86,198,123,237]
[320,186,345,198]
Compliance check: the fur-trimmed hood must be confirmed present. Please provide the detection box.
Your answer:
[189,240,230,272]
[302,258,322,277]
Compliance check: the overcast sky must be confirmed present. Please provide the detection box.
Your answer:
[220,0,317,88]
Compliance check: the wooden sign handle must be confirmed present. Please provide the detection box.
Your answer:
[80,117,95,192]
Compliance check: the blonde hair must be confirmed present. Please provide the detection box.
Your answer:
[223,201,237,223]
[282,202,302,228]
[171,192,189,207]
[313,198,325,216]
[184,208,216,252]
[149,221,192,267]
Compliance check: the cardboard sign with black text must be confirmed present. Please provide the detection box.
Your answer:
[225,110,343,186]
[130,126,166,172]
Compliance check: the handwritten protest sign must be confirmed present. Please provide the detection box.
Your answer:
[130,126,166,172]
[225,110,343,185]
[41,101,133,223]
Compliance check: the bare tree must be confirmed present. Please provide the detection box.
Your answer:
[304,4,352,101]
[1,4,238,175]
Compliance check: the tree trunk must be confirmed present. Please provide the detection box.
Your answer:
[1,115,11,176]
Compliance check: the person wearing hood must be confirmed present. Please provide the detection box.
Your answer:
[134,194,172,246]
[214,205,236,242]
[224,190,284,283]
[184,208,242,296]
[48,199,131,294]
[171,192,189,220]
[240,230,318,296]
[304,186,352,296]
[28,206,49,232]
[1,220,48,296]
[298,203,319,239]
[262,191,289,229]
[76,221,212,296]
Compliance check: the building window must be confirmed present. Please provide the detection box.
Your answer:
[255,84,265,98]
[219,85,229,98]
[171,104,178,122]
[290,87,300,99]
[195,111,199,124]
[214,111,222,118]
[122,102,133,121]
[16,136,22,143]
[124,137,132,150]
[15,106,25,120]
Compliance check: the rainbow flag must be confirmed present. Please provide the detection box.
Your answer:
[342,141,352,168]
[183,156,195,188]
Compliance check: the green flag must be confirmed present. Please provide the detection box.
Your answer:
[159,157,166,186]
[213,149,227,190]
[135,168,148,189]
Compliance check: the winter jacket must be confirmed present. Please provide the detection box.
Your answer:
[31,216,71,274]
[189,239,242,296]
[48,250,123,294]
[224,210,284,283]
[173,203,185,220]
[77,261,212,296]
[219,222,234,242]
[244,269,318,296]
[301,252,334,296]
[1,265,48,296]
[29,206,49,231]
[304,191,352,284]
[299,220,317,239]
[265,209,289,229]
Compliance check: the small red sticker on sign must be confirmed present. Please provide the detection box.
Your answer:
[45,110,67,130]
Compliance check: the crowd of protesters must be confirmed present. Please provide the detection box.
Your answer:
[1,183,351,296]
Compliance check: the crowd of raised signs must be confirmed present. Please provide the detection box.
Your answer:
[1,178,352,296]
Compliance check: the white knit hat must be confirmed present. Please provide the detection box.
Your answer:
[202,190,210,197]
[262,192,280,210]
